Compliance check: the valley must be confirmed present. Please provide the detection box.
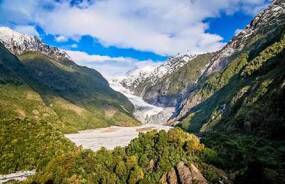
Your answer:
[109,78,175,124]
[0,0,284,183]
[65,77,174,151]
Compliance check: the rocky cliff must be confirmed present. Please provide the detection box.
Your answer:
[159,162,210,184]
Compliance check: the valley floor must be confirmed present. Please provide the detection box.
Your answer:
[0,170,35,183]
[65,123,171,151]
[65,79,174,151]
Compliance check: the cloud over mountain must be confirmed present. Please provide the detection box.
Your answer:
[0,0,269,56]
[67,50,161,79]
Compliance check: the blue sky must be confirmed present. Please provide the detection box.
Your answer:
[40,10,252,61]
[0,0,270,77]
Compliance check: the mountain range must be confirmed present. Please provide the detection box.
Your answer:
[0,0,284,183]
[121,0,285,133]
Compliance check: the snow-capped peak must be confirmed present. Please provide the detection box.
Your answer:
[155,54,196,78]
[0,27,36,45]
[120,53,197,91]
[0,27,69,59]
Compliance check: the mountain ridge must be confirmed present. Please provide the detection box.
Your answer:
[0,27,69,59]
[0,29,139,133]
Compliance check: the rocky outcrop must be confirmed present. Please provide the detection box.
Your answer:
[160,162,208,184]
[176,162,193,184]
[167,168,178,184]
[0,27,69,59]
[146,107,175,124]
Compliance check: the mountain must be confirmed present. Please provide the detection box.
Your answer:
[0,30,227,184]
[169,0,285,131]
[1,1,285,183]
[0,28,139,133]
[160,1,285,183]
[118,0,285,182]
[121,53,213,107]
[0,27,68,59]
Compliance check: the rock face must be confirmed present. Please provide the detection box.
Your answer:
[169,0,285,124]
[0,27,69,59]
[121,53,212,107]
[167,168,178,184]
[176,162,193,184]
[145,107,175,124]
[122,54,196,92]
[160,162,208,184]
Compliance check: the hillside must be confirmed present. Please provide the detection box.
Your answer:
[0,118,75,174]
[28,128,229,184]
[0,31,139,133]
[162,1,285,183]
[170,0,285,134]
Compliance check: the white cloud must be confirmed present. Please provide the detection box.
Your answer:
[66,50,161,79]
[0,0,270,56]
[13,25,39,37]
[55,35,68,42]
[71,43,78,48]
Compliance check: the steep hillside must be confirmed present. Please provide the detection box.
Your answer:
[166,1,285,182]
[0,118,75,174]
[0,30,139,133]
[121,53,213,107]
[170,0,285,133]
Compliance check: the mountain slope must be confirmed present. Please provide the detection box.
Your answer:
[0,118,75,174]
[164,1,285,182]
[0,29,139,133]
[121,53,213,107]
[0,48,226,181]
[170,0,285,132]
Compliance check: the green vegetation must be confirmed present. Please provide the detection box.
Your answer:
[157,53,213,96]
[0,118,75,174]
[204,133,285,184]
[177,24,285,184]
[135,53,213,106]
[28,129,223,184]
[0,44,139,134]
[179,31,285,135]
